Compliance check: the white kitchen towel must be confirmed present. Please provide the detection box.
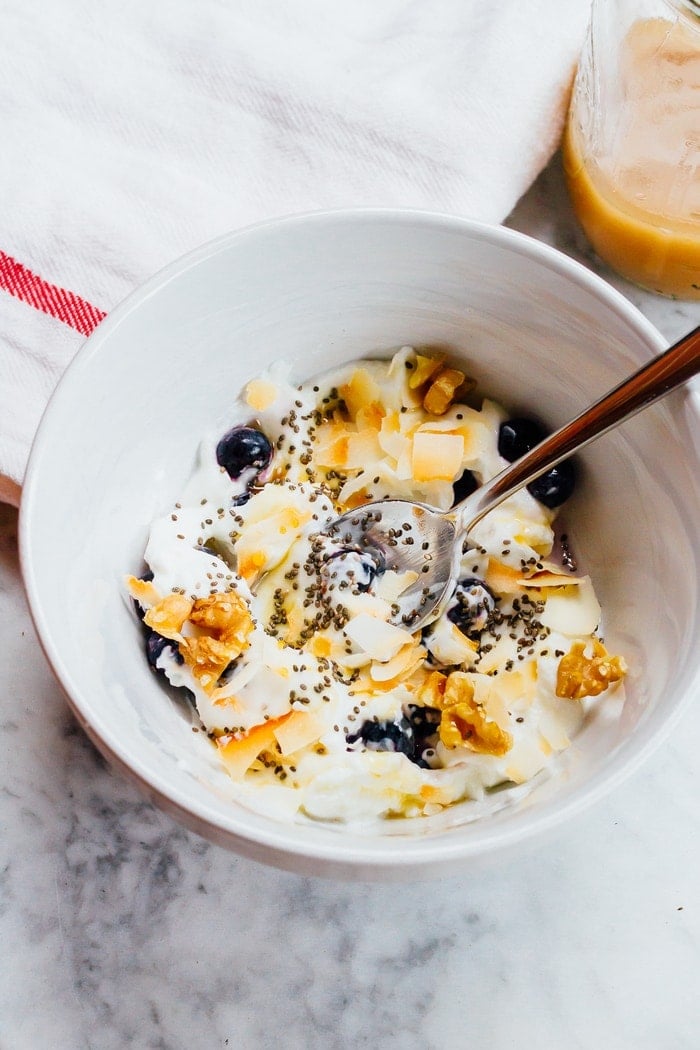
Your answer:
[0,0,591,507]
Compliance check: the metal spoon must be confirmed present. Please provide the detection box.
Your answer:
[323,325,700,631]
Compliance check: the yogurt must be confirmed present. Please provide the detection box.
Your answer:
[127,348,626,824]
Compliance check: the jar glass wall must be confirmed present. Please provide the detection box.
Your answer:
[563,0,700,300]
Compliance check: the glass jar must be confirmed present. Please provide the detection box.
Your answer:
[563,0,700,300]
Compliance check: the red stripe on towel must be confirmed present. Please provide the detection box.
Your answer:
[0,250,106,337]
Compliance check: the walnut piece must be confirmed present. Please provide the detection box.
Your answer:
[408,352,445,389]
[142,591,253,689]
[556,639,626,700]
[179,592,254,688]
[143,593,193,640]
[435,671,512,756]
[423,367,466,415]
[188,592,253,648]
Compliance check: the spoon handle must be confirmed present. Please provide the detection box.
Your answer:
[456,325,700,534]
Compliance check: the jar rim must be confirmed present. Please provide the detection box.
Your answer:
[667,0,700,21]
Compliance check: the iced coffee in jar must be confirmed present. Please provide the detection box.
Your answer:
[563,0,700,300]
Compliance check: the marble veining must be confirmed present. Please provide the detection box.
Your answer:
[2,159,700,1049]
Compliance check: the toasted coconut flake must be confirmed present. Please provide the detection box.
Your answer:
[424,617,479,667]
[339,369,383,420]
[484,558,585,598]
[484,558,526,596]
[398,407,424,435]
[344,614,414,662]
[217,712,293,779]
[235,505,311,584]
[378,417,409,462]
[520,563,586,588]
[415,417,488,466]
[327,436,350,469]
[354,652,426,694]
[492,664,537,704]
[143,593,193,640]
[473,675,510,729]
[412,431,464,482]
[374,569,419,603]
[273,709,328,755]
[541,576,601,635]
[556,639,626,700]
[419,670,447,708]
[370,643,426,682]
[237,550,267,585]
[337,471,379,509]
[245,378,278,412]
[125,574,161,610]
[395,443,414,480]
[341,488,371,510]
[419,783,453,806]
[211,688,243,708]
[356,401,385,430]
[313,422,351,468]
[504,735,553,784]
[379,408,401,435]
[338,650,373,670]
[345,428,384,470]
[309,634,332,659]
[415,419,463,437]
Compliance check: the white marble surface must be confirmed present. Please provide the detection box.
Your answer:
[2,158,700,1049]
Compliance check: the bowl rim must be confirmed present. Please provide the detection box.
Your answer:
[18,206,700,873]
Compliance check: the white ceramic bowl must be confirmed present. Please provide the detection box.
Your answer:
[20,210,700,879]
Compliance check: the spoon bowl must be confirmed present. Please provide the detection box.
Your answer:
[324,500,460,627]
[325,325,700,630]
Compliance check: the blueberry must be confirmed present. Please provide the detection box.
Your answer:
[132,574,183,675]
[216,426,273,481]
[325,547,384,593]
[348,718,415,756]
[527,460,576,508]
[498,417,576,508]
[498,417,546,462]
[347,705,441,768]
[145,632,195,707]
[134,573,180,674]
[145,628,183,671]
[446,577,496,638]
[452,468,478,505]
[404,703,441,762]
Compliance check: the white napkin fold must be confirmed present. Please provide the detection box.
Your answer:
[0,0,590,507]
